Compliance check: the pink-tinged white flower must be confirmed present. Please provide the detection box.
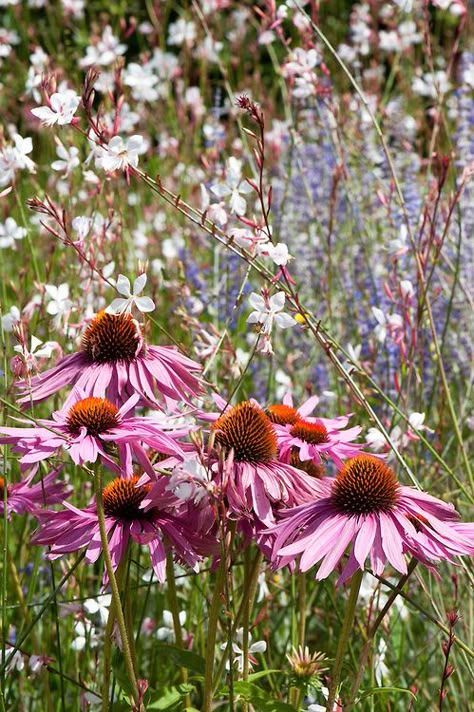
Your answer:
[412,70,451,99]
[221,628,267,672]
[210,157,253,216]
[45,283,72,328]
[156,610,187,642]
[379,30,400,53]
[98,135,145,173]
[12,335,60,377]
[210,401,324,526]
[0,392,187,477]
[0,134,36,187]
[83,595,111,625]
[266,394,365,470]
[71,216,92,240]
[79,25,126,68]
[31,90,80,126]
[270,455,474,585]
[247,291,296,335]
[51,138,80,175]
[1,305,20,332]
[366,413,433,457]
[16,310,204,410]
[106,273,155,316]
[0,217,27,249]
[0,467,70,518]
[167,18,197,47]
[371,306,403,344]
[31,474,205,584]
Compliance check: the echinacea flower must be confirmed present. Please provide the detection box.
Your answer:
[270,456,474,585]
[31,474,205,584]
[0,467,70,518]
[266,394,365,469]
[210,401,324,525]
[16,310,204,410]
[0,392,187,477]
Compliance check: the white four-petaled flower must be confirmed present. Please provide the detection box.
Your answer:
[31,90,80,126]
[210,157,253,216]
[99,135,145,172]
[106,273,155,315]
[247,291,296,334]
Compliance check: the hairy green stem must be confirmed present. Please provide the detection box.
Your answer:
[213,549,264,692]
[346,560,417,709]
[327,570,363,712]
[165,551,190,707]
[202,554,227,712]
[93,463,140,708]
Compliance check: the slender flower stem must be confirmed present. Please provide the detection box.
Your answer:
[326,570,363,712]
[346,560,418,710]
[6,550,30,626]
[165,551,191,707]
[202,553,228,712]
[290,572,307,709]
[212,549,264,692]
[93,463,140,709]
[102,572,121,712]
[241,549,251,712]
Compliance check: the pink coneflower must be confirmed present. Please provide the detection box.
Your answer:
[17,311,204,410]
[0,467,70,518]
[210,401,324,525]
[270,455,474,585]
[0,391,187,477]
[266,395,365,469]
[31,474,206,583]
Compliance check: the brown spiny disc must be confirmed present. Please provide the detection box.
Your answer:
[331,455,400,516]
[82,311,141,363]
[0,477,5,499]
[66,397,120,436]
[212,401,277,463]
[290,420,329,445]
[289,447,326,478]
[102,475,152,520]
[265,404,300,426]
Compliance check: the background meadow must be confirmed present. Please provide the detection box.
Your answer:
[0,0,473,710]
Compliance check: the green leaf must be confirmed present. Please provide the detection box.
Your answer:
[230,682,297,711]
[147,684,195,710]
[248,669,283,682]
[155,644,206,675]
[357,686,417,702]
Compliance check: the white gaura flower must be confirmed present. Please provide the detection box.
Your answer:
[247,291,296,334]
[106,273,155,315]
[45,283,72,326]
[99,135,145,172]
[156,610,187,642]
[83,594,112,626]
[221,628,267,672]
[1,305,20,332]
[0,217,27,248]
[31,90,80,126]
[210,156,253,216]
[264,242,291,266]
[371,306,403,344]
[51,138,80,175]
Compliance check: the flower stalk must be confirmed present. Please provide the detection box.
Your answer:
[165,551,190,707]
[326,569,363,711]
[93,463,140,710]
